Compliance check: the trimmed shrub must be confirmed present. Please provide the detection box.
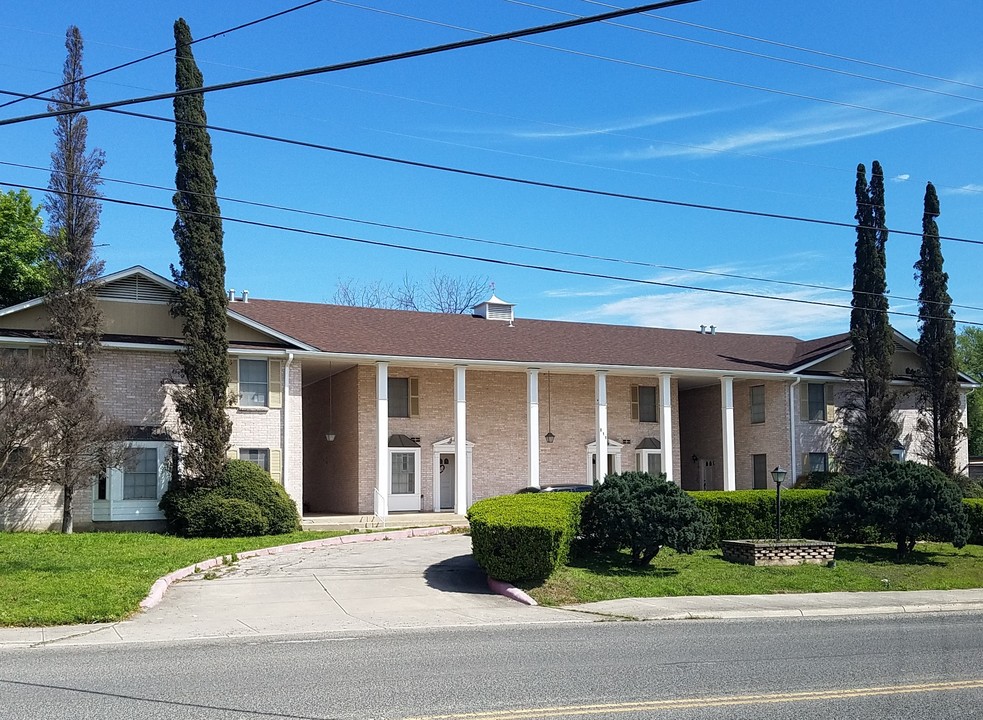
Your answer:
[212,460,300,535]
[186,496,266,538]
[824,461,969,556]
[793,472,848,490]
[965,498,983,546]
[581,472,712,566]
[690,489,830,548]
[159,459,300,537]
[468,492,586,583]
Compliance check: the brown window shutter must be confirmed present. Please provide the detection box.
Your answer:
[409,377,420,417]
[824,383,835,423]
[798,383,808,422]
[630,385,639,421]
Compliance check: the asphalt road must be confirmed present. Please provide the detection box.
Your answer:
[2,613,982,719]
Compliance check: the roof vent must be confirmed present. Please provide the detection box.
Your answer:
[96,275,174,303]
[472,292,515,323]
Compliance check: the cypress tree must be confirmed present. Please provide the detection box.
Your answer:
[169,18,231,489]
[913,182,960,476]
[839,161,899,475]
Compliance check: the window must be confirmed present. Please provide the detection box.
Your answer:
[808,452,829,474]
[588,441,623,483]
[807,383,827,422]
[631,385,658,423]
[239,359,269,407]
[891,443,906,462]
[635,437,663,477]
[239,448,270,472]
[391,452,416,494]
[752,454,767,489]
[388,377,419,418]
[123,447,159,500]
[750,385,765,424]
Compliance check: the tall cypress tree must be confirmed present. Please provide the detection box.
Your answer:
[913,182,960,476]
[839,161,899,475]
[169,18,231,489]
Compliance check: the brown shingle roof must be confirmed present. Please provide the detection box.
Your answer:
[231,299,838,374]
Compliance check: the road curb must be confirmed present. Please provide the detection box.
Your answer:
[486,577,538,605]
[139,526,453,610]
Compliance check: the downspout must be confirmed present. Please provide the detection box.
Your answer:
[788,377,800,483]
[283,352,294,501]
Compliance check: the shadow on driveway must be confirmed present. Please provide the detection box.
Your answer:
[423,554,493,595]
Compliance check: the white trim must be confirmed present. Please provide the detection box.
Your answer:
[721,376,736,492]
[282,353,294,497]
[595,370,608,483]
[454,365,468,514]
[659,373,675,485]
[789,378,800,482]
[527,368,540,489]
[388,446,422,512]
[635,448,663,476]
[586,439,622,483]
[92,440,172,522]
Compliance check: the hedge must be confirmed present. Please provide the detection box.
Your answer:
[468,492,586,583]
[966,498,983,546]
[688,490,830,548]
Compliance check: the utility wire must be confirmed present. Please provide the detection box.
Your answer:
[510,0,983,106]
[9,157,983,315]
[0,0,699,128]
[0,0,327,110]
[6,179,980,328]
[3,87,982,248]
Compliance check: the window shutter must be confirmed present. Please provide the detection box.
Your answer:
[268,359,283,409]
[630,385,639,421]
[227,447,238,460]
[228,357,239,407]
[801,453,810,476]
[270,448,283,484]
[824,383,835,423]
[409,377,420,417]
[798,383,809,422]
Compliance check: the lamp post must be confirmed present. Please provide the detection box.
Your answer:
[771,466,787,542]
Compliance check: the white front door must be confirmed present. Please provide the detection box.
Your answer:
[438,453,455,511]
[389,450,421,512]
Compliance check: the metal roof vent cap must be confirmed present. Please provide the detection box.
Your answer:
[472,292,515,322]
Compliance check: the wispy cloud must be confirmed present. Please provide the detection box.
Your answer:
[942,183,983,196]
[608,82,977,161]
[892,174,911,183]
[510,108,722,140]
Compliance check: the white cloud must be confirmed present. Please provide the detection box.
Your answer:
[892,174,911,183]
[942,183,983,196]
[564,287,849,337]
[510,108,722,140]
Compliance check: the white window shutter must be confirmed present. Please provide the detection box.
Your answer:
[824,383,835,423]
[630,385,639,421]
[409,377,420,417]
[268,360,283,409]
[228,357,239,407]
[270,448,283,484]
[227,447,238,460]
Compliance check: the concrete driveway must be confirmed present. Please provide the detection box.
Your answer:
[66,533,580,645]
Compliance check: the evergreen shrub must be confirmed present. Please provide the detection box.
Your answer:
[468,492,586,583]
[690,490,830,548]
[186,495,266,538]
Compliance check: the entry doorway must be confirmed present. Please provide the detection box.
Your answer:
[437,453,456,510]
[431,437,474,512]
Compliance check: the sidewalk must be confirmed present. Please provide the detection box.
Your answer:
[2,533,982,649]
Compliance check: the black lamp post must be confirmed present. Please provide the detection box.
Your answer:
[771,466,787,542]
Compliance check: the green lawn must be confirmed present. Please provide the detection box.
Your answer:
[526,543,983,606]
[0,531,344,627]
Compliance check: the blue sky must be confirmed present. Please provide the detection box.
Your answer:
[2,0,982,339]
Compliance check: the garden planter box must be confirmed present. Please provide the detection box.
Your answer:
[722,539,836,566]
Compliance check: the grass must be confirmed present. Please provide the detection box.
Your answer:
[526,542,983,606]
[0,530,345,627]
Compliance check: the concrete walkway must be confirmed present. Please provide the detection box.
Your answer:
[3,533,983,649]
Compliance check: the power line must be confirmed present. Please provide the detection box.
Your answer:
[0,0,327,111]
[9,157,983,315]
[0,0,699,128]
[511,0,983,107]
[4,85,982,248]
[6,179,980,328]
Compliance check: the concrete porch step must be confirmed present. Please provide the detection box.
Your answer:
[302,512,469,532]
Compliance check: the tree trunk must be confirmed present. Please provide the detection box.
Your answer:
[62,484,74,534]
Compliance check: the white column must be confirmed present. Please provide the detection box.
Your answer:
[721,375,736,491]
[454,365,468,514]
[660,373,675,485]
[595,370,608,482]
[527,368,540,489]
[375,362,389,517]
